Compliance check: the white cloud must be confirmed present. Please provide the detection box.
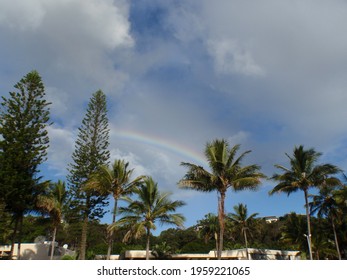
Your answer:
[228,131,250,145]
[167,0,347,149]
[110,148,151,179]
[0,0,45,30]
[0,0,133,98]
[207,39,265,76]
[0,0,133,48]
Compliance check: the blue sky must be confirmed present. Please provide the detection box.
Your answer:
[1,0,347,233]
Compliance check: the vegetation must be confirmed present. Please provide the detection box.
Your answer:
[179,139,265,259]
[67,90,110,260]
[269,145,342,259]
[0,71,51,259]
[36,180,68,259]
[86,159,144,259]
[310,185,344,259]
[229,203,258,260]
[2,207,346,260]
[196,213,219,253]
[113,177,185,260]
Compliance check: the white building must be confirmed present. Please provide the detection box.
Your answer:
[95,248,300,260]
[0,242,75,260]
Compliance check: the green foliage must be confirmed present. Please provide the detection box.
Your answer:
[157,227,199,253]
[114,176,185,259]
[179,139,265,259]
[0,199,13,244]
[68,90,110,220]
[115,177,186,239]
[0,71,51,258]
[61,254,76,260]
[180,241,212,253]
[37,181,68,225]
[280,212,308,251]
[0,70,51,215]
[86,159,145,258]
[270,145,342,196]
[151,242,173,259]
[67,90,110,259]
[270,145,342,259]
[3,211,347,259]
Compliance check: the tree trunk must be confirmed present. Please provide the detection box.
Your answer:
[9,216,19,260]
[16,214,24,260]
[79,213,88,260]
[214,232,219,258]
[145,228,150,260]
[217,191,226,260]
[304,189,313,260]
[331,218,341,260]
[50,226,57,260]
[243,229,249,260]
[106,198,118,260]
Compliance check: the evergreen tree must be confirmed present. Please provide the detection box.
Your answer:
[0,70,51,259]
[67,90,110,260]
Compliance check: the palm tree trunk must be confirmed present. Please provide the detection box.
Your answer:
[79,213,88,260]
[50,226,57,260]
[145,228,150,260]
[331,218,341,260]
[304,188,313,260]
[217,191,226,260]
[214,232,219,258]
[106,198,118,260]
[243,229,249,260]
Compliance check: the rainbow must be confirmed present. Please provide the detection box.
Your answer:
[115,130,207,166]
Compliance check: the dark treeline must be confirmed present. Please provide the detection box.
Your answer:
[1,211,346,260]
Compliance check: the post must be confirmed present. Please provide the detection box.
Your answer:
[304,234,312,260]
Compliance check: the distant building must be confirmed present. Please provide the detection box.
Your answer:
[96,249,300,260]
[263,216,279,223]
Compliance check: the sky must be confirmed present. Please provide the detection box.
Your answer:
[1,0,347,234]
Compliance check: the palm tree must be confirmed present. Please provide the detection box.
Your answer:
[197,213,220,255]
[281,212,310,255]
[113,176,185,260]
[151,242,173,259]
[269,145,341,260]
[86,159,145,259]
[37,180,67,260]
[229,203,258,260]
[178,139,265,259]
[310,185,342,259]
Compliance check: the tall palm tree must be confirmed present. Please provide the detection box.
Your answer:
[87,159,145,259]
[269,145,341,260]
[310,185,342,259]
[37,180,67,260]
[229,203,258,260]
[179,139,265,259]
[113,176,185,260]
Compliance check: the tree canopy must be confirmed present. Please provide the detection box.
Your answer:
[0,70,51,258]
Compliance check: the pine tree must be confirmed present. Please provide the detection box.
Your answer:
[67,90,110,260]
[0,70,51,259]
